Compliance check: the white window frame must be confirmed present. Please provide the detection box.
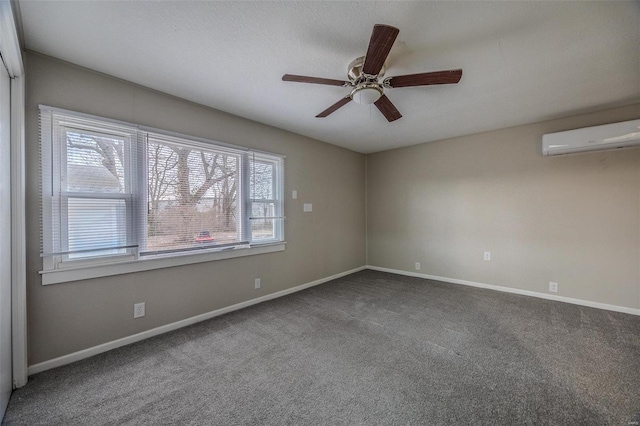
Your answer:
[54,120,138,268]
[248,153,284,244]
[40,106,285,285]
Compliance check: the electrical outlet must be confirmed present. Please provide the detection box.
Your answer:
[415,262,421,271]
[133,302,145,318]
[484,251,491,261]
[549,282,558,293]
[255,278,261,290]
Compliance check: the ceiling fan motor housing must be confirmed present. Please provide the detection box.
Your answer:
[347,56,385,82]
[348,56,384,104]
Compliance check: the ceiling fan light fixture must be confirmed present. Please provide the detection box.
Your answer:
[350,84,383,105]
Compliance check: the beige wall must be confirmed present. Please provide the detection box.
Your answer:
[367,104,640,310]
[24,51,640,366]
[25,53,366,365]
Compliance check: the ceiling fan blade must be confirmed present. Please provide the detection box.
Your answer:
[282,74,349,87]
[316,96,352,118]
[362,24,399,76]
[386,69,463,88]
[374,95,402,122]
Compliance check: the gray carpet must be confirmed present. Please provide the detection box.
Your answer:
[4,270,640,425]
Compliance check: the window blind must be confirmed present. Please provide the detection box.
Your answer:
[141,132,246,256]
[40,109,139,260]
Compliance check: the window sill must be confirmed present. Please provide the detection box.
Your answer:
[40,242,286,285]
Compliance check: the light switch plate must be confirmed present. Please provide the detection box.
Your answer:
[303,203,312,212]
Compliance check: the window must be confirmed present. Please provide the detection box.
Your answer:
[41,106,284,280]
[144,133,244,254]
[249,153,283,242]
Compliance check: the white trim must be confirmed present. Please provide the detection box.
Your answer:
[41,242,287,285]
[366,265,640,316]
[28,266,366,375]
[1,0,27,388]
[10,75,27,388]
[0,0,23,77]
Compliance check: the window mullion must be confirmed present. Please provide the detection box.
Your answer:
[134,132,148,258]
[241,152,251,243]
[58,127,69,258]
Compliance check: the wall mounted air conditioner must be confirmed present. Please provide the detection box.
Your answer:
[542,118,640,156]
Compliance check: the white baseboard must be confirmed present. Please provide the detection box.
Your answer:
[28,264,638,376]
[28,266,366,376]
[366,265,640,316]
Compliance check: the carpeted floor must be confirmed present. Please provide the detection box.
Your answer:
[3,270,640,425]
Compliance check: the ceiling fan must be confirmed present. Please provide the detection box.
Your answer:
[282,24,462,122]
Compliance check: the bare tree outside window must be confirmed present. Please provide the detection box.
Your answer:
[65,133,241,252]
[66,131,125,193]
[146,138,239,251]
[147,143,178,236]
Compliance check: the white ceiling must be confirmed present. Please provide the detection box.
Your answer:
[18,1,640,153]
